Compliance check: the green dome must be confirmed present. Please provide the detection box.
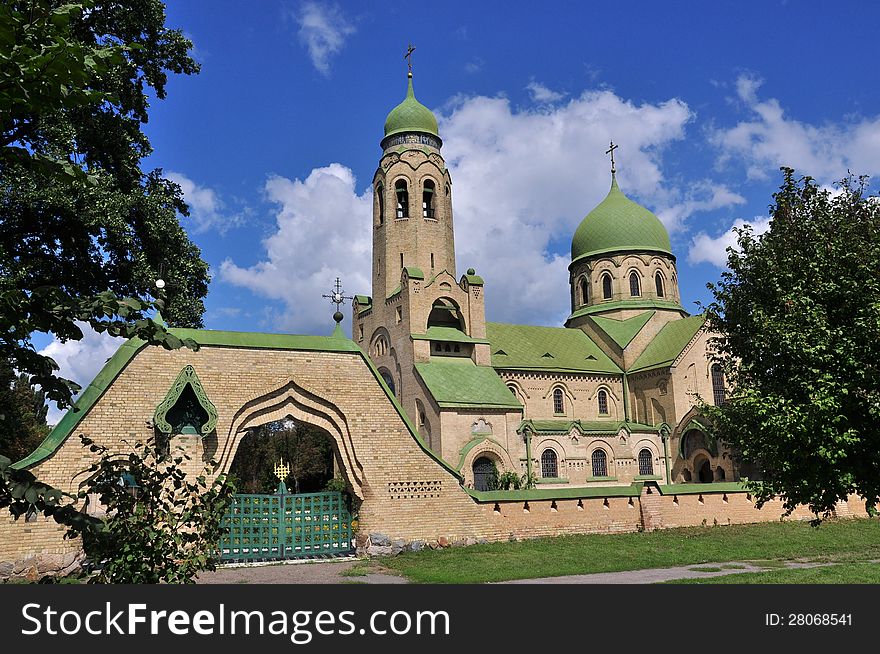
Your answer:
[383,75,439,138]
[571,175,672,263]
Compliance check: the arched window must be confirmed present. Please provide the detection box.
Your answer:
[376,184,385,225]
[541,449,558,478]
[579,277,589,306]
[597,389,609,415]
[507,383,518,400]
[602,273,613,299]
[427,298,464,331]
[380,370,396,396]
[591,449,608,477]
[395,179,409,218]
[422,180,435,218]
[629,272,641,297]
[553,388,564,414]
[472,457,496,491]
[655,272,664,297]
[711,364,726,405]
[638,448,654,476]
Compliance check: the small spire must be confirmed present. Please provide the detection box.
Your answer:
[605,140,619,175]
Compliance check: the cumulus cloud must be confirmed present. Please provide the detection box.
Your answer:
[294,1,356,75]
[526,81,566,104]
[219,164,371,335]
[656,182,746,233]
[688,216,772,268]
[166,171,245,234]
[38,323,125,425]
[712,74,880,181]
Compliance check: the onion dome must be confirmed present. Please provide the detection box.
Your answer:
[383,73,439,138]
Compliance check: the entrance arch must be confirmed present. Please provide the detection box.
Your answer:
[472,457,496,491]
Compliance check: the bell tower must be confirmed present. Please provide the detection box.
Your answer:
[370,66,456,302]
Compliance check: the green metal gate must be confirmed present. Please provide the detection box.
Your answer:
[218,490,354,562]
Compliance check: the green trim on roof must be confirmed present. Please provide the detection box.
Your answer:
[386,284,401,299]
[463,274,484,286]
[465,483,643,502]
[403,266,424,280]
[657,482,748,495]
[153,365,219,436]
[354,295,372,306]
[487,322,621,374]
[571,174,672,263]
[567,299,686,321]
[589,311,654,349]
[628,314,707,373]
[411,327,489,344]
[415,359,521,409]
[383,75,439,139]
[519,419,659,435]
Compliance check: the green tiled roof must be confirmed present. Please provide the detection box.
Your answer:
[487,322,621,374]
[628,314,707,372]
[415,359,521,409]
[519,419,660,435]
[463,268,484,285]
[590,311,654,349]
[403,266,424,280]
[383,75,439,138]
[354,295,371,306]
[411,327,489,344]
[571,174,672,264]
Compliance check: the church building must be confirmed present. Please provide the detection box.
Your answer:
[353,68,735,493]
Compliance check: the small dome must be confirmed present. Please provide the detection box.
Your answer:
[571,175,672,263]
[383,75,439,138]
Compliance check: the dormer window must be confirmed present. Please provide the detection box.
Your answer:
[422,180,435,218]
[395,179,409,218]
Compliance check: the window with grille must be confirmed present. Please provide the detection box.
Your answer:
[711,364,726,405]
[638,449,654,476]
[553,388,564,414]
[597,389,609,415]
[629,272,641,297]
[395,179,409,218]
[422,180,435,218]
[591,449,608,477]
[655,272,664,297]
[541,449,558,478]
[602,274,612,299]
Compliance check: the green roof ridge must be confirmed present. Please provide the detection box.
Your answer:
[567,299,686,321]
[590,311,654,349]
[628,314,707,373]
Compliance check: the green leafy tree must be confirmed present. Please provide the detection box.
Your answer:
[0,362,50,461]
[703,168,880,517]
[77,436,234,583]
[0,0,209,430]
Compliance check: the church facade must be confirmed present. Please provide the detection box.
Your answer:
[354,69,735,494]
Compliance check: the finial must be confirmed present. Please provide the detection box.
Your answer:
[605,140,619,175]
[322,277,353,325]
[404,44,416,78]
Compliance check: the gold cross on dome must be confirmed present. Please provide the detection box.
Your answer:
[274,458,290,482]
[605,140,619,174]
[404,44,416,73]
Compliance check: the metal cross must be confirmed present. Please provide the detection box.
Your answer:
[274,457,290,482]
[404,44,416,73]
[322,277,353,323]
[605,140,619,174]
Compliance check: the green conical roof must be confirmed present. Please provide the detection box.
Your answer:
[571,174,672,263]
[383,74,439,138]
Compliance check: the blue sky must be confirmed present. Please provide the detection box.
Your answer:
[37,0,880,418]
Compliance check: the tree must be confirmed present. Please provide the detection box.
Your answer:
[0,361,50,461]
[77,437,234,583]
[702,168,880,517]
[0,0,209,432]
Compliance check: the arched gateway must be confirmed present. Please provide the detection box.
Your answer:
[1,326,491,563]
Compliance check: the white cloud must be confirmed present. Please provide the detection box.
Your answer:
[688,216,772,268]
[464,57,484,74]
[526,81,566,104]
[712,74,880,181]
[219,164,371,335]
[295,1,355,76]
[656,181,746,233]
[166,171,244,234]
[38,323,125,425]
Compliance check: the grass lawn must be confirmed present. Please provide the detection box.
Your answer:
[381,518,880,583]
[667,562,880,584]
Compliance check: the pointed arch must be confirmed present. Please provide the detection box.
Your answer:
[154,366,218,436]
